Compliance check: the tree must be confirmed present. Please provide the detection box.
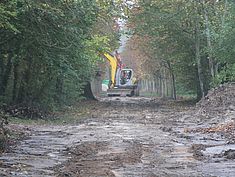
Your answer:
[129,0,235,99]
[0,0,127,111]
[0,0,100,109]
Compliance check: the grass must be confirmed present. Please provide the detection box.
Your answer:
[7,100,96,126]
[139,91,197,100]
[139,92,161,97]
[8,116,48,125]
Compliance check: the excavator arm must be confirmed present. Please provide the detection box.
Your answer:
[103,52,118,88]
[102,52,139,97]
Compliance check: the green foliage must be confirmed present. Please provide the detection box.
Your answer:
[0,0,120,111]
[212,63,235,87]
[130,0,235,98]
[0,1,18,32]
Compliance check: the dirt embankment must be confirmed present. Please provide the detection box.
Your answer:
[197,82,235,116]
[183,83,235,176]
[193,83,235,141]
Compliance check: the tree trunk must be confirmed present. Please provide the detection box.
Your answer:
[0,54,4,84]
[83,81,97,100]
[164,68,168,97]
[171,70,176,100]
[24,56,32,102]
[0,52,13,95]
[215,0,228,75]
[159,73,163,97]
[167,61,176,100]
[195,12,205,98]
[12,61,19,103]
[203,2,215,78]
[56,75,63,96]
[17,55,32,103]
[161,68,167,98]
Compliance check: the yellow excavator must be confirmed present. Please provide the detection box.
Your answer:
[103,52,139,97]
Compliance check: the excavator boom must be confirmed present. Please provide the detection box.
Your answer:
[103,53,117,88]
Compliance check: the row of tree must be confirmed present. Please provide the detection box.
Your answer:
[1,0,234,109]
[129,0,235,99]
[0,0,121,111]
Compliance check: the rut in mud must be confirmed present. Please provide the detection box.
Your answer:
[0,96,235,177]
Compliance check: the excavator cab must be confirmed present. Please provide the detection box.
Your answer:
[120,69,133,86]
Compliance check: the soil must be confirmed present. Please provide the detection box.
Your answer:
[0,84,235,177]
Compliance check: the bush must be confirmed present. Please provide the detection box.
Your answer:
[212,64,235,87]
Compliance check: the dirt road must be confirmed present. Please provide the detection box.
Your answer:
[0,97,235,177]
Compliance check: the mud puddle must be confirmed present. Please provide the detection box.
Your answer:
[173,117,235,177]
[56,122,198,177]
[0,127,74,176]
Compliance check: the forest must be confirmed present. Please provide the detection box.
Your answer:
[0,1,235,176]
[1,0,235,111]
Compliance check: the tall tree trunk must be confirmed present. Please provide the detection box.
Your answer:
[160,72,163,97]
[171,69,176,100]
[56,75,63,97]
[24,56,32,102]
[0,52,13,95]
[221,0,228,31]
[195,13,205,98]
[167,61,176,100]
[17,55,32,103]
[161,68,167,98]
[164,68,168,97]
[215,0,228,75]
[203,1,215,78]
[0,54,4,84]
[12,61,19,103]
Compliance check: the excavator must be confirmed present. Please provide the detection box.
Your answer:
[103,52,139,97]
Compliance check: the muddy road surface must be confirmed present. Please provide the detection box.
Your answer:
[0,97,235,177]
